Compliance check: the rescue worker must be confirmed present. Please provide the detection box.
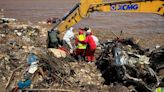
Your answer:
[75,30,87,61]
[84,28,97,62]
[63,27,75,53]
[48,29,60,48]
[86,28,99,46]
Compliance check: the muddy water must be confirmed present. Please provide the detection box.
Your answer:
[0,0,77,22]
[0,0,164,47]
[0,0,163,29]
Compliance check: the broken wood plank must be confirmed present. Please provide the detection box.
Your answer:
[52,73,73,87]
[5,63,25,89]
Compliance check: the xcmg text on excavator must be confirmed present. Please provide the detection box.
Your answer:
[48,0,164,47]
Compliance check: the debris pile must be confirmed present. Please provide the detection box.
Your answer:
[0,19,163,92]
[14,26,39,43]
[96,38,164,92]
[4,47,106,92]
[0,23,40,46]
[0,21,106,92]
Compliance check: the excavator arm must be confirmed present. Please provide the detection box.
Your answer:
[53,0,103,32]
[54,0,164,33]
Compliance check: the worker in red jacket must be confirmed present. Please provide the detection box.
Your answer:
[84,29,96,62]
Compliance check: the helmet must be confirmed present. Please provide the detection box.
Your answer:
[70,27,74,31]
[86,28,91,33]
[79,30,84,34]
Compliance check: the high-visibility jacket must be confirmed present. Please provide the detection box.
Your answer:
[76,34,87,49]
[154,87,164,92]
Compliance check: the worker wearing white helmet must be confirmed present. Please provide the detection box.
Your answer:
[86,28,99,47]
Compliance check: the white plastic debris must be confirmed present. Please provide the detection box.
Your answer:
[16,32,22,36]
[14,30,18,33]
[138,55,150,65]
[28,61,38,74]
[0,34,5,37]
[155,45,160,49]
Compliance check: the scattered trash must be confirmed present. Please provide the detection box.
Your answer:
[0,19,163,92]
[17,79,31,89]
[0,18,17,24]
[28,61,38,74]
[47,17,60,24]
[96,38,164,92]
[27,53,38,65]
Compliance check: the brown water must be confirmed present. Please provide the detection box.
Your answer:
[0,0,164,47]
[0,0,77,22]
[0,0,163,29]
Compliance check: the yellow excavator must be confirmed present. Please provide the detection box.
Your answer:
[48,0,164,47]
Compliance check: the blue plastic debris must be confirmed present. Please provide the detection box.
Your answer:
[17,79,31,89]
[27,53,38,65]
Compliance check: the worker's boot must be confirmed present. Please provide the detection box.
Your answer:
[78,55,82,62]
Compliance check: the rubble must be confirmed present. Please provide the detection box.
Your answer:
[0,21,40,46]
[0,19,163,92]
[96,38,164,92]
